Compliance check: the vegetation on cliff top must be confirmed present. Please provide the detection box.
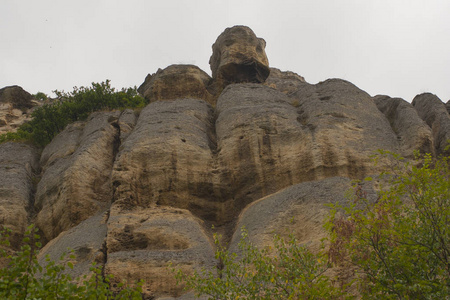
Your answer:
[0,80,147,147]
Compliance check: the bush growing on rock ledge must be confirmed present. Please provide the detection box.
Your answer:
[0,80,147,147]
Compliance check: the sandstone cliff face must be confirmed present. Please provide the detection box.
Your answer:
[35,111,122,242]
[1,26,449,299]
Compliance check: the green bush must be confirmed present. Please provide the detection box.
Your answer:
[173,228,344,299]
[33,92,48,101]
[0,225,143,299]
[327,150,450,299]
[0,80,147,147]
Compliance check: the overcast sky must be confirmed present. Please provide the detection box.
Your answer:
[1,0,449,103]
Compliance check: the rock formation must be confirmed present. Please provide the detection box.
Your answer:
[209,25,270,92]
[412,93,450,156]
[0,86,40,134]
[1,25,449,299]
[138,65,214,105]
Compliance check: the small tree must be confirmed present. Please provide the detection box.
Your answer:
[327,150,450,299]
[174,228,344,299]
[0,225,143,299]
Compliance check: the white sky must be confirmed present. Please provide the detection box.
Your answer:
[1,0,449,103]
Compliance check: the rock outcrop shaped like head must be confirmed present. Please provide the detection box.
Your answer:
[209,26,270,87]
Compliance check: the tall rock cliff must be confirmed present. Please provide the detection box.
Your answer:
[0,26,449,299]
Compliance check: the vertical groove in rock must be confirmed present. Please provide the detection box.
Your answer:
[373,95,435,157]
[0,142,39,249]
[34,111,123,242]
[412,93,450,155]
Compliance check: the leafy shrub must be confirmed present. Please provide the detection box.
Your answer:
[0,80,147,147]
[0,225,143,299]
[174,228,343,299]
[33,92,48,101]
[327,150,450,299]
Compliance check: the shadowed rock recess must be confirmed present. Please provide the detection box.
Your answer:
[1,25,449,299]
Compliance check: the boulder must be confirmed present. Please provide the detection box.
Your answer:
[35,112,121,242]
[0,85,40,134]
[374,95,434,157]
[209,26,270,88]
[106,206,216,299]
[0,142,39,248]
[138,65,214,105]
[446,100,450,114]
[412,93,450,155]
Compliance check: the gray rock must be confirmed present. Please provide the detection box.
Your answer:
[0,142,39,248]
[37,212,108,280]
[374,95,434,157]
[35,112,121,242]
[412,93,450,155]
[229,177,358,252]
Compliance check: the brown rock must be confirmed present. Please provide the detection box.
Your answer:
[412,93,450,155]
[209,26,270,88]
[0,85,34,111]
[374,95,434,157]
[105,206,215,299]
[446,100,450,114]
[138,65,214,105]
[265,68,306,95]
[111,99,224,223]
[215,82,398,221]
[0,142,39,248]
[0,85,40,135]
[35,112,121,242]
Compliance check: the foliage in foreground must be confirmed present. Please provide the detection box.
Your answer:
[175,151,450,299]
[0,80,147,147]
[174,228,344,300]
[327,151,450,299]
[0,225,143,299]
